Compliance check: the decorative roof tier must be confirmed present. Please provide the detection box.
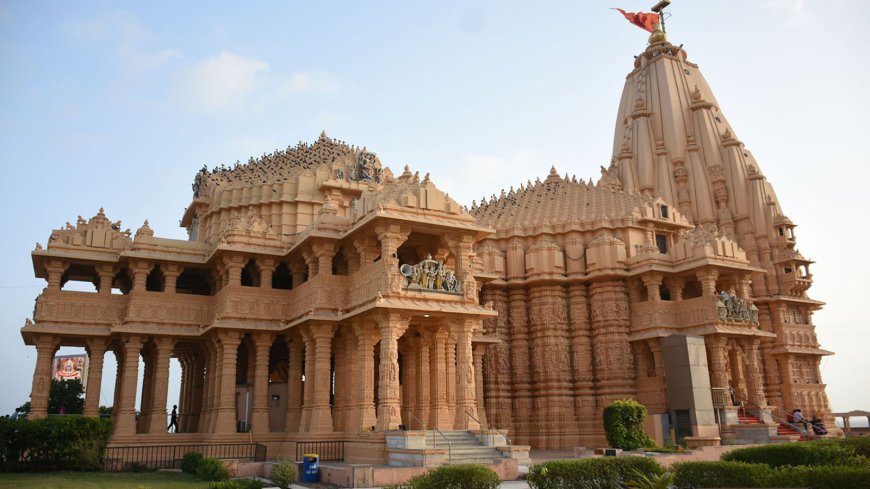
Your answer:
[469,165,651,231]
[191,130,383,197]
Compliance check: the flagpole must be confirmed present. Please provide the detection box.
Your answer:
[651,0,671,33]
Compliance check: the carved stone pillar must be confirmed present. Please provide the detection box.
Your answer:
[313,241,337,277]
[528,284,577,448]
[760,304,783,409]
[284,337,304,432]
[428,327,451,430]
[452,320,479,430]
[148,336,175,434]
[258,258,275,289]
[84,338,108,416]
[351,322,378,432]
[508,288,532,444]
[302,249,318,279]
[298,328,314,432]
[213,331,241,434]
[177,353,190,432]
[223,255,245,287]
[472,342,488,429]
[163,264,180,294]
[568,283,597,440]
[115,335,143,436]
[665,276,686,302]
[705,336,730,406]
[744,339,767,408]
[45,260,67,290]
[482,287,512,431]
[251,332,273,433]
[446,332,458,428]
[376,313,409,431]
[291,260,306,286]
[188,351,205,432]
[308,324,336,433]
[199,340,217,433]
[591,280,635,410]
[130,261,150,293]
[28,336,59,420]
[97,264,115,295]
[415,334,431,429]
[375,224,410,270]
[696,269,720,297]
[642,274,663,301]
[401,339,417,429]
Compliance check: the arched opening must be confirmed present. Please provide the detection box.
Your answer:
[176,268,212,295]
[332,247,349,276]
[146,265,164,292]
[112,268,132,295]
[60,264,99,292]
[268,337,290,432]
[272,262,293,290]
[241,259,260,287]
[235,336,255,432]
[682,279,703,299]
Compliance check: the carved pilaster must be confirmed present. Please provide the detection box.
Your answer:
[213,331,241,434]
[251,332,274,433]
[351,322,378,432]
[452,319,479,429]
[308,323,336,432]
[285,336,304,432]
[376,313,410,431]
[508,288,532,445]
[28,336,59,419]
[590,280,635,411]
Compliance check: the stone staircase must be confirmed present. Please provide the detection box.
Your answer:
[424,430,504,465]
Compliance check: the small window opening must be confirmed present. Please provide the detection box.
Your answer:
[784,267,793,274]
[241,259,260,287]
[655,234,668,254]
[778,227,784,236]
[660,205,669,219]
[145,265,164,292]
[272,262,293,290]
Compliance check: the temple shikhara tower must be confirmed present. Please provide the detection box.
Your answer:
[22,25,835,466]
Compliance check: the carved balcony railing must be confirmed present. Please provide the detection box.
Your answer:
[345,265,391,311]
[630,294,760,332]
[34,290,127,326]
[213,286,292,322]
[283,273,349,322]
[126,292,213,325]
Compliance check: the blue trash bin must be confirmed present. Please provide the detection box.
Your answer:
[302,453,319,483]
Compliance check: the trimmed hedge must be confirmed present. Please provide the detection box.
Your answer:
[269,459,296,489]
[195,456,231,481]
[603,400,654,451]
[0,416,112,471]
[672,460,870,489]
[527,457,664,489]
[387,464,500,489]
[721,441,870,468]
[672,461,772,488]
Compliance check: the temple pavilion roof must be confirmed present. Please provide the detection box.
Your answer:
[469,166,652,231]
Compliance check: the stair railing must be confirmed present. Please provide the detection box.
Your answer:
[725,389,809,436]
[407,411,451,464]
[465,410,511,447]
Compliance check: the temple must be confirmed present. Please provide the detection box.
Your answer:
[22,31,836,465]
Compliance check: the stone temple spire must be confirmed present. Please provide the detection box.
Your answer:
[609,39,784,246]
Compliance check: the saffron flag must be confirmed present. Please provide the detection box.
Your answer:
[612,8,661,33]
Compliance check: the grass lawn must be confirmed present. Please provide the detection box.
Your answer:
[0,471,211,489]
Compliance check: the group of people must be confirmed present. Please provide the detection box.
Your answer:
[790,408,828,435]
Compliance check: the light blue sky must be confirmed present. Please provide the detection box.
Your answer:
[1,1,868,417]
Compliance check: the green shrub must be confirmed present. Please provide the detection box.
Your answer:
[603,400,654,450]
[0,416,112,471]
[672,461,773,489]
[816,436,870,458]
[411,464,501,489]
[181,451,205,474]
[195,456,230,481]
[672,460,870,489]
[269,459,296,489]
[527,457,664,489]
[765,464,870,489]
[207,481,264,489]
[721,441,870,468]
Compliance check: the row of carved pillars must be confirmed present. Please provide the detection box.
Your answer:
[705,335,768,410]
[481,280,635,449]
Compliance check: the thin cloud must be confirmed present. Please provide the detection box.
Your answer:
[176,51,269,111]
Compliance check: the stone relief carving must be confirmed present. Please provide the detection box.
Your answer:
[399,255,461,293]
[717,291,759,323]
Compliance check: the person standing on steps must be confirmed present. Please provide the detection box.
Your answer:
[168,405,179,433]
